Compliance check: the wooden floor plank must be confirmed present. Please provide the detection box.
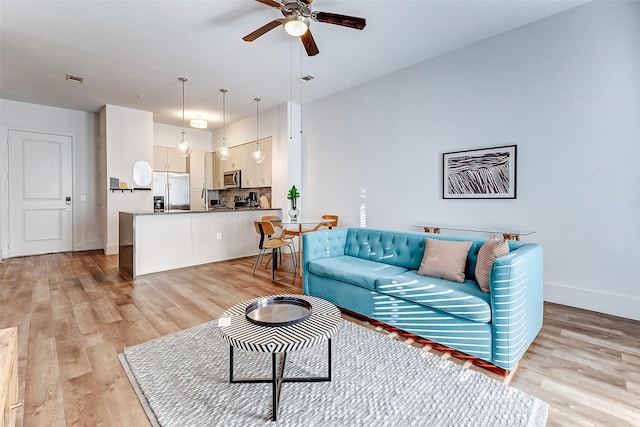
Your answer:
[1,250,639,426]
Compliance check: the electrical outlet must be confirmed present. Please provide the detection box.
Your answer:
[216,232,222,240]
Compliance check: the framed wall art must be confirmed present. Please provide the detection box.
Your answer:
[442,145,517,199]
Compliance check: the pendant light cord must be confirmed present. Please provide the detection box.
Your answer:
[300,44,303,137]
[255,98,260,144]
[182,80,185,133]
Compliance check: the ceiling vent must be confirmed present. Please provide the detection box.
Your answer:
[65,74,84,84]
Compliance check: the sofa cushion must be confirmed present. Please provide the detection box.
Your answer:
[475,237,510,293]
[377,271,491,323]
[344,229,427,270]
[418,238,473,283]
[308,256,409,291]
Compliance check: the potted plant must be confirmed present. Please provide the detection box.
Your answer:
[287,185,300,221]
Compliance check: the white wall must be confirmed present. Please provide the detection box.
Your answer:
[0,99,102,257]
[102,105,154,254]
[301,1,640,320]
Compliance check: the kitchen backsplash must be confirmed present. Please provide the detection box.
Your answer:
[215,187,271,207]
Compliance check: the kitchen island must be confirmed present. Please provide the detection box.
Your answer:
[119,208,282,277]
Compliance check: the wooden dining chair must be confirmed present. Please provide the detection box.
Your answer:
[321,214,339,229]
[252,220,297,279]
[261,215,296,244]
[301,214,340,233]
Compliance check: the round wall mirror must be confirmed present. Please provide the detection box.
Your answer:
[132,160,153,187]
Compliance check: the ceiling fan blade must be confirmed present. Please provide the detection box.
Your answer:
[242,19,283,42]
[313,12,366,30]
[254,0,282,9]
[301,30,319,57]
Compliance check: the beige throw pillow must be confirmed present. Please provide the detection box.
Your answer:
[418,238,473,283]
[475,236,510,293]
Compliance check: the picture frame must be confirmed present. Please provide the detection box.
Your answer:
[442,145,517,199]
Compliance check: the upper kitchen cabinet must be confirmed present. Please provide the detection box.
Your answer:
[204,152,214,189]
[210,138,272,189]
[188,150,215,190]
[212,153,223,189]
[153,146,187,172]
[241,138,272,188]
[255,138,272,187]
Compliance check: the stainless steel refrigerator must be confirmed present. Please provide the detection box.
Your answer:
[153,172,190,211]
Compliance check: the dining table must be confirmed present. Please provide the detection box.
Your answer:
[275,218,331,277]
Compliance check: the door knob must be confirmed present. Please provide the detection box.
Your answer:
[66,196,71,205]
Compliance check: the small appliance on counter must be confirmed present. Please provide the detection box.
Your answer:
[248,191,257,207]
[234,195,246,208]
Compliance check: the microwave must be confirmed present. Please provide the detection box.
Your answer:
[223,170,241,188]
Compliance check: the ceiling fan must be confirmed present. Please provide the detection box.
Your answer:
[242,0,367,57]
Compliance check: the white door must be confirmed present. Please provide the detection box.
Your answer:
[8,130,73,257]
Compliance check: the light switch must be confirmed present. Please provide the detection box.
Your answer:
[216,232,222,240]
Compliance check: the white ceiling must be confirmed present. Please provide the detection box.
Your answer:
[0,0,589,129]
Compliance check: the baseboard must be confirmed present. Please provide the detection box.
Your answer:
[105,243,119,255]
[545,281,640,321]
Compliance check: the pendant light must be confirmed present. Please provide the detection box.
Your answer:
[216,88,230,161]
[252,97,265,163]
[176,77,193,157]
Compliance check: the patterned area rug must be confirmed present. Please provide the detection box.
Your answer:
[119,320,548,426]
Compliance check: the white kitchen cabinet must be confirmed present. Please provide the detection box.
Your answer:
[153,146,187,172]
[188,151,205,211]
[190,189,206,211]
[227,144,245,172]
[188,150,205,190]
[212,152,224,189]
[255,138,272,187]
[204,151,214,189]
[240,138,272,188]
[210,138,273,189]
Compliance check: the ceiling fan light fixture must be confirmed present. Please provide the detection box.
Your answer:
[283,15,309,37]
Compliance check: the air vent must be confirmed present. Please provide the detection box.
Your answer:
[299,74,315,82]
[65,74,84,84]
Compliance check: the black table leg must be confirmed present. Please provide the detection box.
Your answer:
[229,339,332,421]
[271,248,278,279]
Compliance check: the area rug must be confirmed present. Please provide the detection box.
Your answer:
[119,320,548,426]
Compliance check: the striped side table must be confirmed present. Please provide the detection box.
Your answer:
[218,294,341,421]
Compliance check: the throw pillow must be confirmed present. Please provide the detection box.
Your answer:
[418,238,473,283]
[475,236,510,293]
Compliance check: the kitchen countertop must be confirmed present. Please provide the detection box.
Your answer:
[121,207,281,216]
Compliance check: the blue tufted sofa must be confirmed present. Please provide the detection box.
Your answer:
[302,228,544,371]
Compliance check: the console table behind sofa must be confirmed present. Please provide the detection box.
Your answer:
[415,224,536,241]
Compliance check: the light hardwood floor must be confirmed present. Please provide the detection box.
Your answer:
[1,251,639,426]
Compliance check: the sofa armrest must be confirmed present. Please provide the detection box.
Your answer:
[302,228,348,292]
[490,243,544,370]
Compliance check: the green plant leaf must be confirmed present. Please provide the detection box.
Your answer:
[287,185,300,200]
